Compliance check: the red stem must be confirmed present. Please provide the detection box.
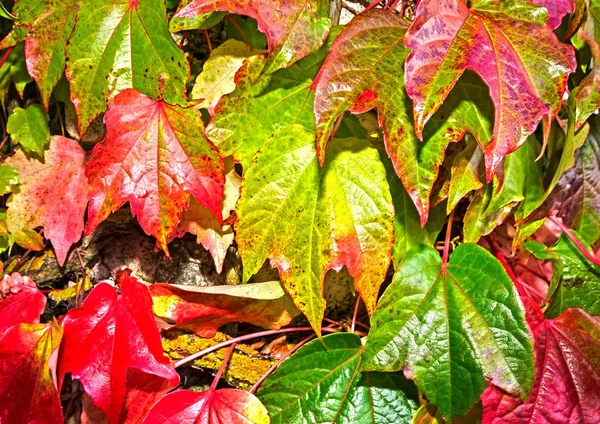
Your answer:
[514,261,550,285]
[174,327,338,368]
[365,0,384,11]
[210,342,236,391]
[550,217,600,267]
[225,15,251,47]
[203,30,212,52]
[0,47,14,69]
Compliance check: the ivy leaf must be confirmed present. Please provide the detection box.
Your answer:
[85,89,224,255]
[191,39,262,115]
[527,116,600,244]
[6,104,50,156]
[0,321,63,424]
[65,0,189,134]
[58,277,180,424]
[236,125,394,333]
[482,302,600,424]
[0,273,46,335]
[23,0,78,107]
[170,157,240,273]
[174,0,330,74]
[313,9,493,223]
[5,136,87,266]
[405,0,576,178]
[0,165,19,195]
[363,243,534,420]
[149,281,299,337]
[258,333,419,424]
[142,388,269,424]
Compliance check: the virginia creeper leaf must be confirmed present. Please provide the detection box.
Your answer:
[313,9,493,223]
[0,321,63,424]
[258,333,419,424]
[528,0,574,29]
[405,0,576,178]
[236,125,394,333]
[482,302,600,424]
[58,278,180,424]
[0,165,19,195]
[0,273,45,335]
[446,140,484,214]
[0,0,47,49]
[65,0,189,134]
[363,243,534,420]
[5,136,87,266]
[12,229,45,251]
[170,157,240,273]
[174,0,330,74]
[6,104,50,156]
[0,43,33,101]
[191,39,262,115]
[169,0,225,33]
[150,281,299,337]
[85,89,225,255]
[23,0,78,107]
[142,388,269,424]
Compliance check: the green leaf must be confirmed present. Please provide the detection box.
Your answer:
[0,0,47,49]
[12,229,45,251]
[225,15,268,50]
[363,243,534,420]
[169,0,225,33]
[258,333,419,424]
[7,105,50,156]
[531,234,600,318]
[525,239,563,300]
[0,2,18,20]
[65,0,189,134]
[236,125,394,333]
[0,43,33,101]
[0,166,19,195]
[446,138,484,214]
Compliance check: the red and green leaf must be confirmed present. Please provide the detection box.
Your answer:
[85,89,225,255]
[0,273,46,335]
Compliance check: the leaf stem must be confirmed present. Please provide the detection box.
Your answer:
[549,217,600,267]
[173,327,338,368]
[441,208,455,271]
[0,46,14,69]
[203,30,212,52]
[210,342,236,391]
[225,15,251,47]
[351,296,360,334]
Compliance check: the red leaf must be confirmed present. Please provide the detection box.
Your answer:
[0,273,46,335]
[85,89,225,254]
[482,301,600,423]
[5,136,88,265]
[142,388,269,424]
[58,277,180,424]
[527,0,573,29]
[0,321,64,424]
[405,0,576,179]
[174,0,330,74]
[150,281,299,337]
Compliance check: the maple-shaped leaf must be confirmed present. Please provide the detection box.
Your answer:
[236,125,393,333]
[6,104,50,156]
[58,278,180,424]
[142,388,269,424]
[258,333,419,423]
[85,89,224,255]
[65,0,189,134]
[191,39,262,115]
[170,157,240,273]
[0,321,63,424]
[0,273,46,335]
[482,302,600,423]
[174,0,330,74]
[363,243,534,420]
[405,0,576,178]
[313,9,494,223]
[5,136,87,266]
[150,281,299,337]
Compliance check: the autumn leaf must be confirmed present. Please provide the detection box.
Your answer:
[0,0,47,49]
[405,0,576,179]
[528,0,574,29]
[174,0,330,74]
[363,243,534,420]
[0,273,46,335]
[482,301,600,424]
[142,388,269,424]
[5,136,87,266]
[150,281,299,337]
[65,0,189,134]
[6,104,49,156]
[236,125,394,333]
[169,0,225,33]
[85,89,225,255]
[0,165,19,195]
[0,43,33,101]
[313,9,494,223]
[258,333,419,423]
[446,139,484,214]
[0,321,63,424]
[58,278,180,424]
